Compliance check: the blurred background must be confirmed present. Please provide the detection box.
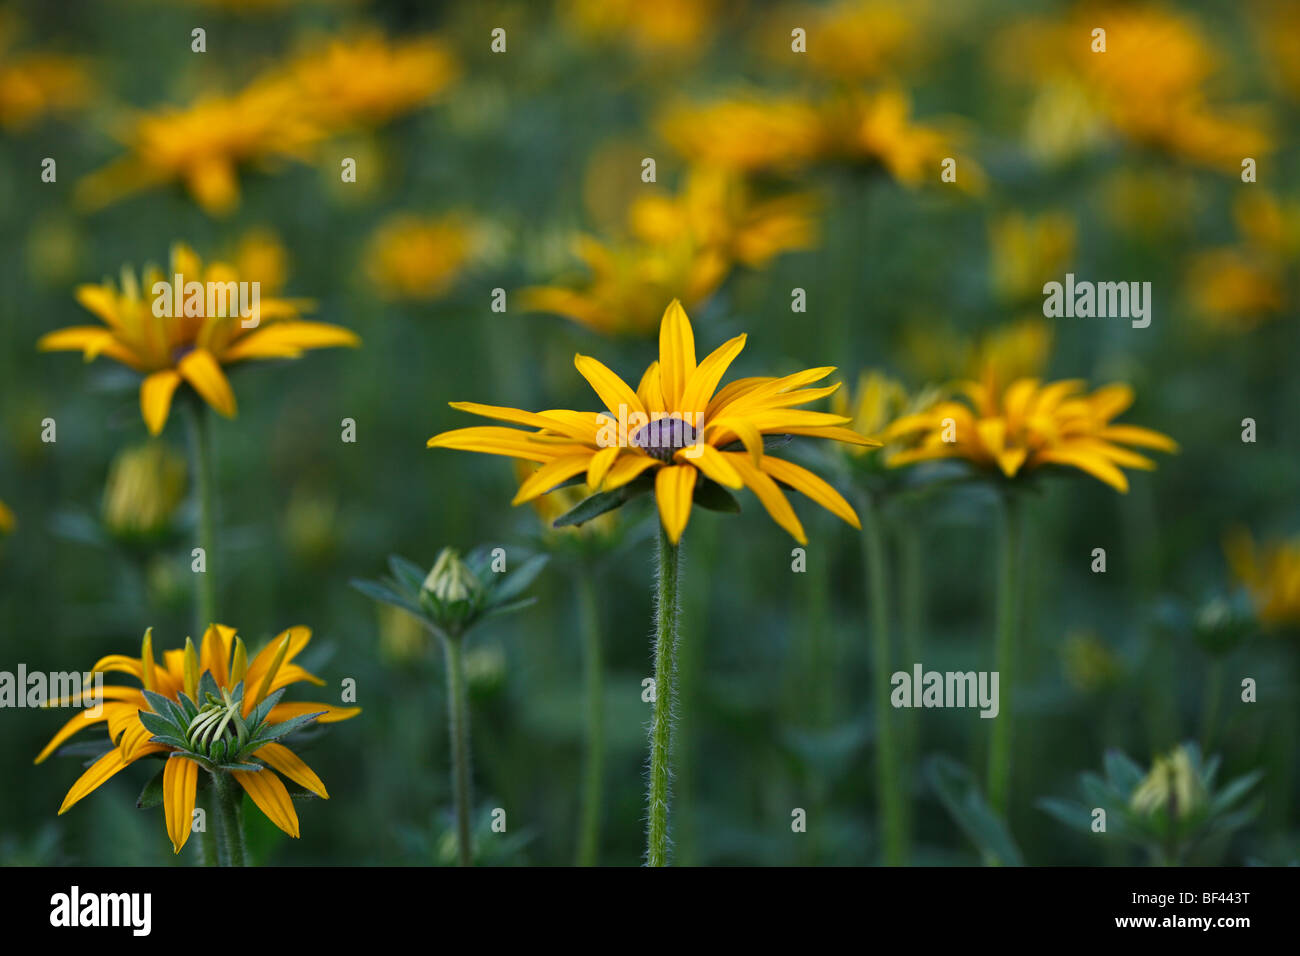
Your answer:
[0,0,1297,865]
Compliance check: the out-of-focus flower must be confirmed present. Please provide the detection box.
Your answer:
[513,459,617,541]
[525,168,816,336]
[1253,0,1300,103]
[659,94,825,175]
[38,243,359,435]
[365,214,480,302]
[377,602,428,664]
[230,228,290,295]
[1224,528,1300,632]
[285,31,459,132]
[886,375,1178,493]
[831,370,938,455]
[900,317,1053,392]
[1131,745,1206,820]
[561,0,716,56]
[0,46,90,131]
[759,0,922,82]
[1102,168,1199,240]
[1187,192,1299,331]
[430,300,877,544]
[36,625,360,852]
[76,77,322,215]
[283,484,339,565]
[1061,631,1123,692]
[989,212,1076,304]
[102,442,187,542]
[0,498,13,535]
[996,6,1272,173]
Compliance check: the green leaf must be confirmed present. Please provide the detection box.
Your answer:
[136,764,166,809]
[491,554,549,604]
[1103,748,1146,796]
[928,756,1025,866]
[350,577,424,616]
[386,555,428,596]
[552,477,652,528]
[483,596,538,620]
[1036,797,1095,834]
[244,688,286,732]
[137,708,180,739]
[197,671,220,703]
[147,733,190,751]
[1209,771,1263,816]
[692,479,741,513]
[141,690,186,729]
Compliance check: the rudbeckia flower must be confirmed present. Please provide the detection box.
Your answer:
[885,374,1178,492]
[365,213,480,301]
[38,243,359,435]
[36,625,359,852]
[0,498,13,534]
[1224,528,1300,631]
[429,300,877,544]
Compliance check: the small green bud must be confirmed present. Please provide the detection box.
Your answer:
[423,548,478,603]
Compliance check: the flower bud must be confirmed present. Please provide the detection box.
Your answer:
[101,442,186,541]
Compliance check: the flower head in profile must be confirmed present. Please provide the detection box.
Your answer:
[76,77,321,215]
[102,441,187,543]
[430,300,877,544]
[285,31,459,132]
[885,375,1177,493]
[1224,528,1300,633]
[832,370,940,460]
[36,625,360,852]
[38,243,359,435]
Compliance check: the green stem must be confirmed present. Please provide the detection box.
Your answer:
[442,635,473,866]
[646,525,681,867]
[183,400,217,633]
[575,569,605,867]
[197,796,218,866]
[211,771,246,867]
[987,493,1024,825]
[898,520,924,847]
[1200,658,1223,753]
[858,490,905,866]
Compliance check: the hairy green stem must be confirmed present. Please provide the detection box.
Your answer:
[183,400,217,633]
[197,796,218,866]
[988,493,1024,826]
[442,635,473,866]
[646,525,681,867]
[858,490,905,865]
[897,521,924,848]
[211,771,246,867]
[575,570,605,866]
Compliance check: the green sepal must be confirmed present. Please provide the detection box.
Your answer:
[147,733,191,751]
[141,690,186,729]
[250,710,326,746]
[692,479,741,513]
[351,578,423,616]
[137,708,181,739]
[196,671,221,703]
[553,475,653,528]
[387,555,428,595]
[244,687,286,731]
[136,764,167,809]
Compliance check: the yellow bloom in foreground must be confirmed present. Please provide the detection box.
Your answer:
[38,243,359,435]
[285,31,459,132]
[430,300,877,543]
[886,375,1178,493]
[365,214,479,301]
[1224,528,1300,631]
[37,625,360,852]
[76,78,322,215]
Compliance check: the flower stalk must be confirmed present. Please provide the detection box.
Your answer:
[441,634,474,866]
[211,770,246,867]
[646,525,681,867]
[987,492,1025,824]
[184,400,217,633]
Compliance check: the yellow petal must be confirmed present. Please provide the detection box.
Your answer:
[138,369,182,436]
[178,348,237,418]
[636,361,666,414]
[221,322,359,362]
[266,701,361,724]
[601,454,660,490]
[446,402,594,442]
[58,747,132,815]
[1033,447,1129,493]
[680,333,746,415]
[1096,424,1179,452]
[657,299,697,409]
[163,756,200,854]
[586,446,621,489]
[255,742,328,799]
[574,354,646,419]
[723,452,807,544]
[760,455,860,529]
[34,707,114,764]
[705,416,764,465]
[232,768,300,838]
[512,454,595,504]
[684,443,742,489]
[654,464,697,544]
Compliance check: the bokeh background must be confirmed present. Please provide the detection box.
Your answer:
[1,0,1297,865]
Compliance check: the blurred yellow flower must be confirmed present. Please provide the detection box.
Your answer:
[76,77,322,216]
[659,94,825,174]
[989,212,1076,304]
[0,48,89,131]
[230,228,290,295]
[832,370,939,456]
[1253,0,1300,103]
[886,375,1178,493]
[760,0,921,82]
[1224,528,1300,631]
[102,442,187,540]
[0,498,13,534]
[38,243,359,435]
[430,300,877,544]
[968,317,1054,395]
[561,0,716,56]
[286,31,459,132]
[513,459,617,540]
[365,213,479,301]
[1061,631,1123,692]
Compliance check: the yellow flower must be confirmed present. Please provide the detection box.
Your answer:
[38,243,359,435]
[1187,192,1298,331]
[886,375,1178,493]
[831,370,939,455]
[760,0,920,82]
[365,214,478,301]
[285,31,459,132]
[430,300,878,544]
[658,94,826,174]
[36,625,360,852]
[102,442,187,540]
[1224,528,1300,631]
[561,0,716,56]
[967,317,1054,395]
[76,77,322,215]
[230,227,290,295]
[989,212,1076,304]
[0,48,89,131]
[0,498,13,534]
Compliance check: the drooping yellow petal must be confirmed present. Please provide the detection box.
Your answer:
[601,454,660,490]
[658,299,697,409]
[34,707,114,764]
[58,744,165,815]
[574,354,646,419]
[220,322,359,363]
[1034,447,1129,493]
[255,742,329,799]
[760,455,860,529]
[232,768,300,838]
[705,416,765,465]
[586,446,621,490]
[724,452,807,544]
[513,454,596,504]
[654,464,697,544]
[446,402,595,442]
[163,756,200,854]
[139,370,183,436]
[427,426,585,463]
[265,701,361,725]
[1096,424,1179,452]
[178,348,237,418]
[683,443,743,489]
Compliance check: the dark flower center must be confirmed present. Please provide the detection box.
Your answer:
[630,416,699,462]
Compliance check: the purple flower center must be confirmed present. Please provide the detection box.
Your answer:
[630,416,699,462]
